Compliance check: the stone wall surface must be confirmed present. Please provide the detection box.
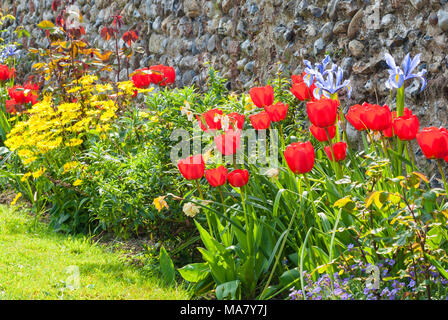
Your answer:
[1,0,448,144]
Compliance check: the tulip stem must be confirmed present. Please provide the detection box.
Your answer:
[196,179,213,236]
[437,159,448,197]
[295,175,308,231]
[325,128,341,180]
[303,174,323,231]
[240,186,254,257]
[396,86,405,173]
[407,141,416,171]
[279,123,285,148]
[195,179,204,199]
[380,135,394,176]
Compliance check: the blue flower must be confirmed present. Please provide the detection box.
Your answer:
[384,52,427,91]
[408,279,416,288]
[347,243,354,252]
[303,55,332,86]
[380,288,390,297]
[303,55,352,99]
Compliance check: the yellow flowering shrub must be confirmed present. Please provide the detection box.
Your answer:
[4,74,151,167]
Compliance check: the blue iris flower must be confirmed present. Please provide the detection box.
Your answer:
[303,55,352,100]
[303,55,332,87]
[0,44,19,63]
[384,52,427,91]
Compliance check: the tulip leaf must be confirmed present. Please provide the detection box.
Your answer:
[178,263,210,283]
[215,280,240,300]
[159,246,175,286]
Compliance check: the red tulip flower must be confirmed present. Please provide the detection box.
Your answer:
[177,154,205,180]
[284,141,315,174]
[5,99,17,114]
[228,169,249,187]
[249,85,274,108]
[131,68,152,88]
[383,107,414,138]
[291,82,312,101]
[383,125,394,138]
[310,124,336,142]
[393,114,419,141]
[196,108,223,131]
[346,103,369,131]
[265,102,288,122]
[228,112,245,130]
[306,98,339,128]
[360,103,392,132]
[395,107,413,118]
[416,127,448,159]
[291,72,317,101]
[8,84,38,105]
[325,142,347,162]
[149,64,176,86]
[250,111,271,130]
[214,129,241,155]
[291,72,308,85]
[205,166,228,187]
[0,64,15,81]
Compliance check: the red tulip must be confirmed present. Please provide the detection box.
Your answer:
[228,112,245,130]
[250,111,271,130]
[205,166,228,187]
[291,72,308,85]
[0,64,15,81]
[284,141,315,174]
[177,154,205,180]
[325,142,347,162]
[393,114,419,141]
[196,108,223,131]
[265,102,288,122]
[149,64,176,86]
[445,154,448,163]
[214,129,241,155]
[416,127,448,159]
[131,68,152,88]
[310,124,336,142]
[346,103,369,131]
[383,125,394,138]
[306,98,339,128]
[249,85,274,108]
[291,82,311,101]
[394,107,412,118]
[8,84,38,105]
[5,99,17,114]
[228,169,249,187]
[360,103,392,131]
[291,72,317,101]
[383,107,413,138]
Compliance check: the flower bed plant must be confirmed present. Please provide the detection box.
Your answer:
[0,9,448,301]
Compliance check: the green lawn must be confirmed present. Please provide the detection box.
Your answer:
[0,205,189,299]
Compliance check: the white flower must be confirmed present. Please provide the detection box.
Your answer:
[183,202,200,217]
[265,167,280,179]
[180,101,194,121]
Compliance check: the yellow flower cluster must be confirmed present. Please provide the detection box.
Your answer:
[5,74,148,166]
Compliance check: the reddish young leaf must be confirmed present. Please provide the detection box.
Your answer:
[122,30,139,46]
